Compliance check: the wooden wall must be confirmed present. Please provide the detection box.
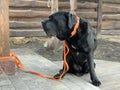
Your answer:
[101,0,120,35]
[9,0,50,37]
[59,0,98,28]
[9,0,99,37]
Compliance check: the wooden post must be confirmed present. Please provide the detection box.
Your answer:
[97,0,102,35]
[51,0,58,13]
[70,0,77,14]
[44,0,59,50]
[0,0,10,56]
[0,0,15,75]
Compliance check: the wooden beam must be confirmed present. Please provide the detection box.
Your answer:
[10,29,46,37]
[101,30,120,35]
[9,0,48,7]
[0,0,15,75]
[10,21,42,29]
[97,0,102,35]
[77,12,97,19]
[0,0,10,56]
[10,10,51,18]
[70,0,77,14]
[51,0,58,13]
[102,14,120,21]
[102,21,120,30]
[103,0,120,4]
[102,4,120,13]
[70,0,77,11]
[45,0,59,50]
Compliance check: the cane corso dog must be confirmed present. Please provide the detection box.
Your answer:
[42,11,101,86]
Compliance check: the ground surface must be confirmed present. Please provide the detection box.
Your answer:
[10,35,120,62]
[1,48,120,90]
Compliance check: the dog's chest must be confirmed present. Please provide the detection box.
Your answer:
[66,37,89,64]
[67,37,89,53]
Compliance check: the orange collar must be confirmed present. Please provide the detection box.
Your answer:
[70,16,80,37]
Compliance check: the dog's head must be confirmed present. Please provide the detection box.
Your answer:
[42,11,90,40]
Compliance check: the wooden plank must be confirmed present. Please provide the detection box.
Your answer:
[51,0,58,13]
[97,0,102,34]
[101,30,120,35]
[10,17,45,22]
[70,0,77,11]
[102,4,120,13]
[103,3,120,7]
[9,10,51,18]
[10,21,42,29]
[59,2,97,9]
[9,0,48,8]
[59,1,70,9]
[54,60,120,90]
[77,9,95,12]
[9,20,96,29]
[75,0,97,2]
[10,29,46,37]
[77,2,97,9]
[5,49,101,90]
[8,0,99,37]
[103,0,120,4]
[60,0,97,2]
[102,21,120,30]
[102,14,120,21]
[89,21,97,27]
[0,0,10,56]
[77,12,97,19]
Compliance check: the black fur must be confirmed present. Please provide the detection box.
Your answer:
[42,11,101,86]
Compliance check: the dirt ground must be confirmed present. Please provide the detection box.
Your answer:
[10,35,120,62]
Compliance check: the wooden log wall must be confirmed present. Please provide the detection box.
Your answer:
[9,0,99,37]
[101,0,120,35]
[59,0,98,28]
[9,0,50,37]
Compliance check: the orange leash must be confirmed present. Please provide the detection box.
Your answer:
[27,40,70,80]
[0,16,80,80]
[0,45,69,80]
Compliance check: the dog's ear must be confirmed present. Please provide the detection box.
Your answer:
[81,22,88,33]
[68,13,77,29]
[80,18,88,33]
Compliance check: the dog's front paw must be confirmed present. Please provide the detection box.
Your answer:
[54,69,65,79]
[92,79,101,86]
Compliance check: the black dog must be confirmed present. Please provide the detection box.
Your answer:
[42,11,101,86]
